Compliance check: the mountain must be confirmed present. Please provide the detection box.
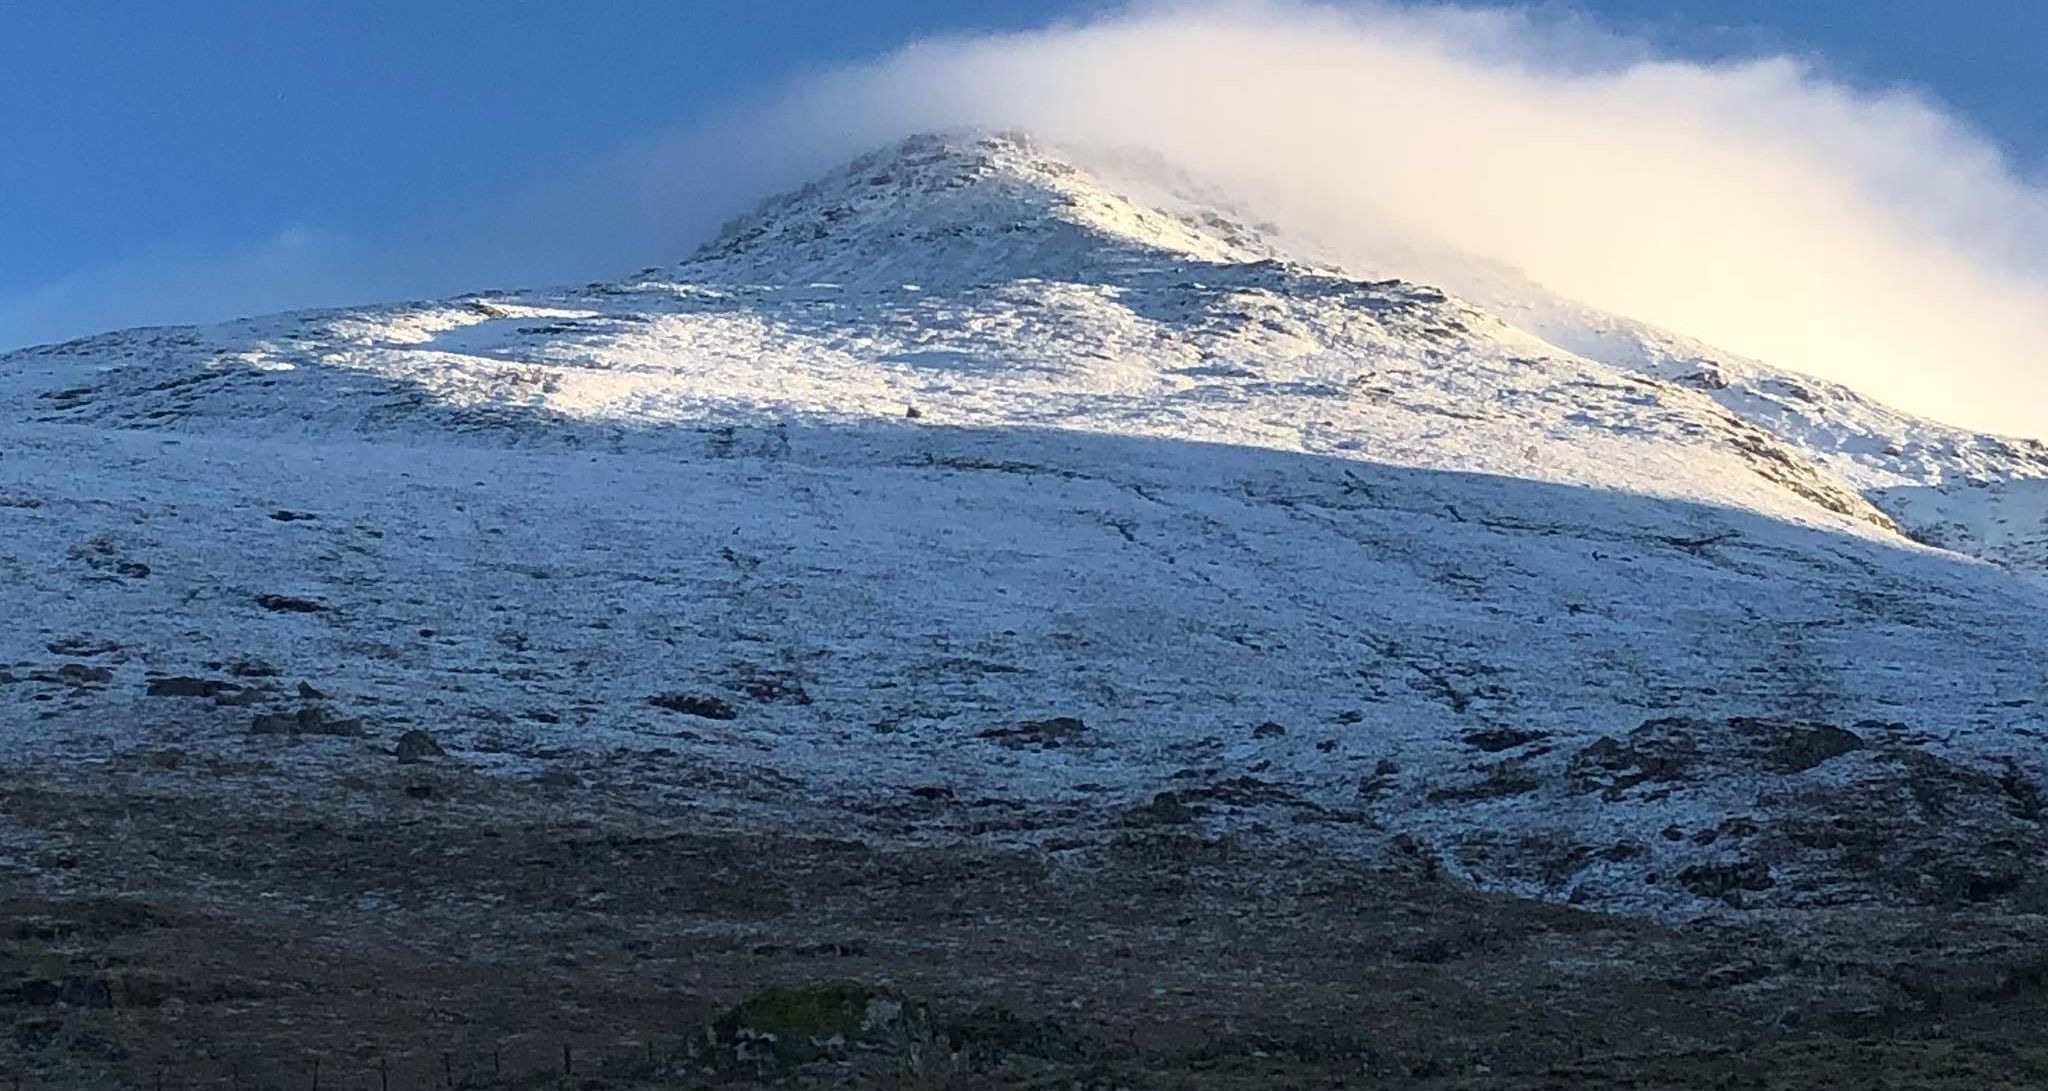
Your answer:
[4,131,2047,1083]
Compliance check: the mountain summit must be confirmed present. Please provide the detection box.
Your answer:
[688,131,1288,286]
[3,133,2046,987]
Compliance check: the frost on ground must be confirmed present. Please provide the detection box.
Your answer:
[2,133,2047,1086]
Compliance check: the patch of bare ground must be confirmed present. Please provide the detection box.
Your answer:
[6,746,2048,1089]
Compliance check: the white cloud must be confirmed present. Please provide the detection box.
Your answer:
[675,0,2048,437]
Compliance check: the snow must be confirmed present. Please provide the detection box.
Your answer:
[1,130,2043,912]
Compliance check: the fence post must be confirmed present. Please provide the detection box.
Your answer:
[378,1057,389,1091]
[562,1044,572,1077]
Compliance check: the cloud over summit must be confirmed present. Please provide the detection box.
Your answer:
[709,0,2047,437]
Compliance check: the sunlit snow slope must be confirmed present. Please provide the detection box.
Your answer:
[2,132,2044,913]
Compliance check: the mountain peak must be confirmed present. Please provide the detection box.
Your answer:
[685,130,1287,286]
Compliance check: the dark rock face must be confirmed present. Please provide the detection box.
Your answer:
[1461,727,1547,753]
[1772,747,2048,909]
[1458,716,2048,911]
[1428,761,1542,803]
[1565,717,1863,797]
[46,636,120,657]
[253,593,328,614]
[648,693,739,720]
[1676,860,1775,900]
[978,716,1087,750]
[146,676,234,698]
[249,706,364,737]
[1126,791,1197,826]
[393,729,445,762]
[30,664,114,687]
[1744,718,1866,774]
[1565,719,1709,796]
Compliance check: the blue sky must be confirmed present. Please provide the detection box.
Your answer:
[3,1,2044,350]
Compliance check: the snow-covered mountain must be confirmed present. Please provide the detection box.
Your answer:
[3,131,2045,920]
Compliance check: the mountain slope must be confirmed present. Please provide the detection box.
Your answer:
[1,132,2044,929]
[1060,135,2048,579]
[1479,282,2048,579]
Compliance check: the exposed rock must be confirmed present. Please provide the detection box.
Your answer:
[1566,724,1700,796]
[1998,759,2046,822]
[1126,791,1197,825]
[1251,720,1287,739]
[1677,860,1776,902]
[145,676,235,698]
[978,716,1087,750]
[393,729,445,762]
[1461,727,1548,753]
[249,706,364,737]
[1176,775,1323,812]
[30,663,113,687]
[253,593,328,614]
[1474,716,2048,911]
[45,636,120,657]
[702,983,934,1068]
[1749,719,1865,774]
[1566,718,1864,798]
[302,706,360,735]
[1428,761,1542,803]
[648,693,738,720]
[212,686,269,707]
[1567,717,1864,799]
